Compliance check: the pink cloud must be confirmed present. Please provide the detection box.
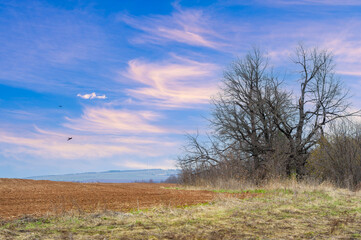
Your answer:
[0,126,179,161]
[123,56,219,108]
[116,159,176,170]
[321,36,361,76]
[64,107,169,134]
[0,130,132,160]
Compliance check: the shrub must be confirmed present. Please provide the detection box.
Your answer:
[307,121,361,190]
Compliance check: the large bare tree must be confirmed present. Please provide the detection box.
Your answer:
[178,45,359,181]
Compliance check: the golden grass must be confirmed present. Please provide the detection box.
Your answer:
[1,180,360,240]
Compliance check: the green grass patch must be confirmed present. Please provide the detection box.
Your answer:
[212,188,267,194]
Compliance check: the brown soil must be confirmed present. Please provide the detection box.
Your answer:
[0,179,220,219]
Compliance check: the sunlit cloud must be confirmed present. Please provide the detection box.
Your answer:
[0,101,184,174]
[119,5,223,49]
[77,92,107,100]
[64,107,169,134]
[0,126,179,162]
[123,56,219,108]
[0,129,131,160]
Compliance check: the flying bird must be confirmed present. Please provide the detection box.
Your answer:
[58,105,62,108]
[67,137,72,141]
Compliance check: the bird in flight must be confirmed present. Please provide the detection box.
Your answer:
[58,105,62,108]
[67,137,72,141]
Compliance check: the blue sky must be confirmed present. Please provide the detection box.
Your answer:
[1,0,361,178]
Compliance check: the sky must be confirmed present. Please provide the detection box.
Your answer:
[1,0,361,178]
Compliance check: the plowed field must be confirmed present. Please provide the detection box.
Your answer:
[0,179,217,219]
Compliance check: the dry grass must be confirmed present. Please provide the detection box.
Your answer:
[0,180,360,240]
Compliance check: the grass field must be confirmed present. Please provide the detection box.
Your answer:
[1,180,360,239]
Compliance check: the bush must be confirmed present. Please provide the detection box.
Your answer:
[307,122,361,190]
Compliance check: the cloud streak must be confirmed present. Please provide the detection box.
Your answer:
[116,159,176,170]
[0,129,130,160]
[0,125,179,162]
[119,6,223,49]
[123,56,219,108]
[227,0,361,6]
[64,107,168,134]
[266,0,361,5]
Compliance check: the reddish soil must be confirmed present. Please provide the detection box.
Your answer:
[0,179,220,219]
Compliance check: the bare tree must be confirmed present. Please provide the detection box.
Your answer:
[271,45,358,175]
[178,48,291,182]
[210,49,291,175]
[178,45,359,183]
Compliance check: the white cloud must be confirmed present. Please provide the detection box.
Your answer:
[77,92,107,100]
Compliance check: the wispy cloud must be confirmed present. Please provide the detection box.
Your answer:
[0,129,131,160]
[64,107,168,134]
[265,0,361,5]
[227,0,361,6]
[77,92,107,99]
[119,5,223,49]
[116,159,176,170]
[0,100,183,173]
[231,17,361,78]
[0,125,179,162]
[1,109,47,121]
[123,56,219,108]
[320,31,361,77]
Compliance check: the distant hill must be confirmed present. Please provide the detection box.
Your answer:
[26,169,180,183]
